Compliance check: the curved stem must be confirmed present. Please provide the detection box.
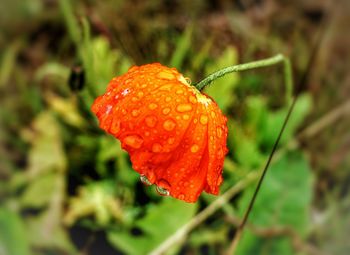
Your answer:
[195,54,293,104]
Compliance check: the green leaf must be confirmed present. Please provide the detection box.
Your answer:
[21,172,57,208]
[258,93,312,149]
[64,181,123,226]
[108,198,197,255]
[170,25,193,69]
[236,151,314,254]
[27,210,77,254]
[107,231,154,255]
[136,199,197,237]
[228,119,264,169]
[237,231,294,255]
[244,96,268,131]
[204,47,240,112]
[24,111,67,178]
[0,208,30,255]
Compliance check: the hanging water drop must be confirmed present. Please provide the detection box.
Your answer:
[140,175,152,186]
[156,186,170,196]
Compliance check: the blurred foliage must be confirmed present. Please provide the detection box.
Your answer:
[0,0,349,254]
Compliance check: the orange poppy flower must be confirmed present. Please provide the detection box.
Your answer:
[91,63,228,202]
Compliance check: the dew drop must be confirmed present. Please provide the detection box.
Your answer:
[200,115,208,125]
[178,194,185,200]
[105,105,112,114]
[145,115,157,127]
[158,179,171,190]
[210,111,216,118]
[137,91,144,98]
[176,104,193,113]
[131,97,139,102]
[162,107,171,115]
[165,96,172,102]
[176,89,184,95]
[159,84,172,91]
[182,114,190,120]
[163,119,176,131]
[190,144,199,153]
[123,135,143,149]
[131,109,140,117]
[216,127,223,138]
[140,175,152,186]
[157,71,175,80]
[110,119,121,134]
[148,103,158,110]
[167,137,175,144]
[217,147,224,158]
[121,109,127,115]
[152,143,162,153]
[121,88,130,96]
[189,95,197,104]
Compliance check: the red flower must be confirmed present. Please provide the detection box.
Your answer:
[91,63,228,202]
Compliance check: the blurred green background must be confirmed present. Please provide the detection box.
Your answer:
[0,0,349,254]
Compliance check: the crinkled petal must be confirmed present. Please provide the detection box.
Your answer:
[91,63,228,203]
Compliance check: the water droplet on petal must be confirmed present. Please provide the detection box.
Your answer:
[163,119,176,131]
[110,118,121,134]
[165,96,172,102]
[178,194,185,200]
[140,175,152,186]
[182,114,190,120]
[105,105,112,114]
[159,84,172,91]
[152,143,162,153]
[131,97,139,102]
[189,95,197,104]
[148,103,158,110]
[176,104,193,113]
[210,111,216,118]
[167,137,175,144]
[121,88,130,96]
[158,179,171,189]
[145,115,157,127]
[217,147,224,158]
[162,107,171,115]
[131,109,140,117]
[200,115,208,125]
[137,91,144,98]
[123,135,143,149]
[176,89,184,94]
[216,127,223,138]
[190,144,199,153]
[157,71,175,80]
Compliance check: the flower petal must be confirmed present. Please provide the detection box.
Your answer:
[91,63,229,203]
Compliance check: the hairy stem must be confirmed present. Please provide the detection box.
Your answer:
[195,54,293,104]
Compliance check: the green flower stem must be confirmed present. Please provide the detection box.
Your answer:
[195,54,293,105]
